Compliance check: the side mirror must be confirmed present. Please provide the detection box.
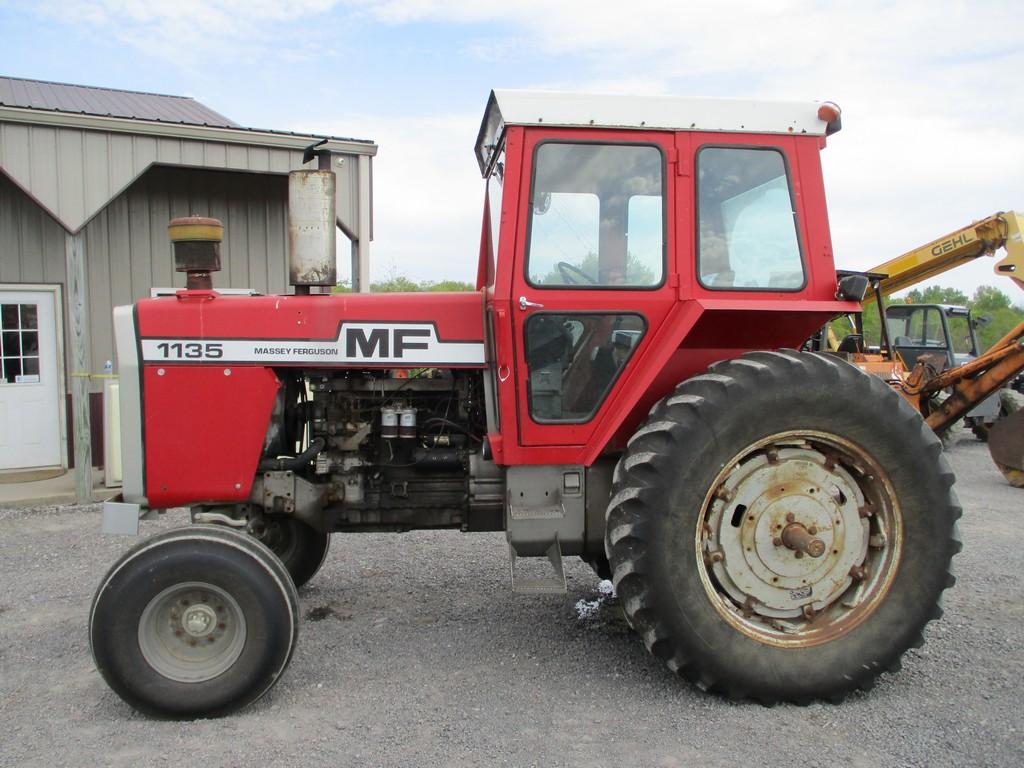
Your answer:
[836,274,869,302]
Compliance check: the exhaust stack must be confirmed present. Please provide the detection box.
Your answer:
[288,170,337,293]
[168,216,222,290]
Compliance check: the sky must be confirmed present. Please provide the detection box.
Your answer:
[1,0,1022,302]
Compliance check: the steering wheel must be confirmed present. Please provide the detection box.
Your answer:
[556,261,597,286]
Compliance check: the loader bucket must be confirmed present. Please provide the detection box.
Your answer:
[988,407,1024,488]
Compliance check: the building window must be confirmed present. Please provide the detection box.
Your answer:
[1,304,40,384]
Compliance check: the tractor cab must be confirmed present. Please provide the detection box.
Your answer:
[472,90,852,464]
[886,303,982,371]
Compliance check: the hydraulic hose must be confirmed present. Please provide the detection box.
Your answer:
[258,436,326,472]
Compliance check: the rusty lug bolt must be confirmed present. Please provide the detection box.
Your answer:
[807,526,818,536]
[802,605,816,621]
[709,551,724,564]
[849,565,867,581]
[773,537,783,547]
[786,512,796,523]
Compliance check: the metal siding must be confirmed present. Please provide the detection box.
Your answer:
[156,137,182,165]
[85,200,112,371]
[3,125,367,247]
[181,139,205,166]
[334,156,359,235]
[203,141,227,168]
[1,123,31,185]
[225,144,248,168]
[269,148,291,173]
[266,188,288,295]
[108,133,135,199]
[42,222,65,284]
[0,174,64,284]
[248,146,270,172]
[82,131,111,216]
[78,167,288,374]
[225,186,248,287]
[28,126,59,218]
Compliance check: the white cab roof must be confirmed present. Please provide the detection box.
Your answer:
[475,89,838,175]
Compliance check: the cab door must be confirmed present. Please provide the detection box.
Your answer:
[509,130,679,448]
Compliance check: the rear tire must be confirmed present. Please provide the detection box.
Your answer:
[605,350,961,703]
[90,526,299,718]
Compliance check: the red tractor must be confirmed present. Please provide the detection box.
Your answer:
[91,90,960,717]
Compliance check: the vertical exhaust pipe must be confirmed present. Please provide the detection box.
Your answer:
[288,165,337,294]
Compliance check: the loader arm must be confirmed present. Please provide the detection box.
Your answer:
[863,211,1024,300]
[897,320,1024,433]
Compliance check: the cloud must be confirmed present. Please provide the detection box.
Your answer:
[295,111,485,285]
[335,0,1024,295]
[30,0,1023,296]
[33,0,345,68]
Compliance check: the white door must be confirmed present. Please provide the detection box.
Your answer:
[0,289,63,470]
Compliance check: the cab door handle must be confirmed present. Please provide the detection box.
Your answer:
[518,296,544,311]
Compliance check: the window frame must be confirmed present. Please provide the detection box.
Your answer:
[695,143,808,293]
[523,139,668,292]
[523,310,648,424]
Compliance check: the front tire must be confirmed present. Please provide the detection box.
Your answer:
[254,516,331,588]
[90,526,300,718]
[606,351,961,703]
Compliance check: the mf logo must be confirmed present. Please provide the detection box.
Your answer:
[344,325,432,359]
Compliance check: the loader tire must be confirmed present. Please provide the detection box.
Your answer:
[605,350,961,704]
[90,526,299,718]
[259,516,331,588]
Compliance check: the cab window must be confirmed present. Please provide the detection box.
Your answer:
[525,313,645,422]
[697,146,805,290]
[526,143,664,288]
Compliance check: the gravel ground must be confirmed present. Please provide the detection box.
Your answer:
[1,432,1021,768]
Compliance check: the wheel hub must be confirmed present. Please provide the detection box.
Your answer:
[707,446,870,619]
[182,604,217,637]
[138,581,247,683]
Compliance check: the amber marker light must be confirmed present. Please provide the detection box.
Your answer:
[818,102,842,135]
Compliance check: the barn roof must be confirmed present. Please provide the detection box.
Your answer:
[0,75,239,128]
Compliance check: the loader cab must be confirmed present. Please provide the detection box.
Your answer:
[886,303,981,371]
[474,90,853,466]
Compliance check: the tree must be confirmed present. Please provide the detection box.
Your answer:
[905,286,968,306]
[332,276,475,293]
[972,285,1012,313]
[537,251,657,286]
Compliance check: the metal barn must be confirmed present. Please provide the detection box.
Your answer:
[0,76,377,499]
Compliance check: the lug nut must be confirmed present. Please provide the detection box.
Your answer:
[786,513,795,523]
[808,526,818,535]
[849,565,867,581]
[773,537,783,547]
[709,551,724,563]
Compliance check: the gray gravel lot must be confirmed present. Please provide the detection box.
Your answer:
[1,434,1021,768]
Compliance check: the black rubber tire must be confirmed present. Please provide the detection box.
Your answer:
[605,350,961,704]
[259,516,331,588]
[580,554,612,580]
[90,525,300,718]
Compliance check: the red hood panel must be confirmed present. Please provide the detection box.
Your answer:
[135,290,487,368]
